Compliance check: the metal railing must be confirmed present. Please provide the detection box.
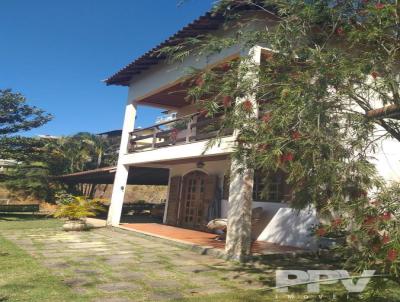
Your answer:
[128,112,232,153]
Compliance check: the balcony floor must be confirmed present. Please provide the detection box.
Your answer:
[120,223,305,256]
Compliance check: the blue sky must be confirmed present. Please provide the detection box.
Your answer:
[0,0,215,136]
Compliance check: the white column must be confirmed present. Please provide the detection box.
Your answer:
[162,172,172,224]
[107,100,137,226]
[225,46,261,260]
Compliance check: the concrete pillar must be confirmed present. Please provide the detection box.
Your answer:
[225,46,261,261]
[107,101,137,226]
[162,172,172,224]
[225,166,254,260]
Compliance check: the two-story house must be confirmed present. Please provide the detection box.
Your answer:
[103,7,319,259]
[104,6,400,260]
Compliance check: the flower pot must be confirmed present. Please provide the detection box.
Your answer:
[62,220,87,231]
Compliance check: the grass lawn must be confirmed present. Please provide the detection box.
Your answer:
[0,213,399,302]
[0,214,86,302]
[0,213,63,230]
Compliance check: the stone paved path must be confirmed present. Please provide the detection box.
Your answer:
[1,227,266,301]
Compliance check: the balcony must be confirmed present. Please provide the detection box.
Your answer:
[128,112,233,153]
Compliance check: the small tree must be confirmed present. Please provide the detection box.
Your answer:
[163,0,400,280]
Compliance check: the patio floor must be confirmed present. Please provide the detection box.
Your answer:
[121,223,305,256]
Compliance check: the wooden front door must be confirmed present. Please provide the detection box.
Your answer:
[179,171,217,230]
[165,176,181,226]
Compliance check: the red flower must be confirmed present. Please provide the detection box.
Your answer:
[222,96,232,108]
[331,218,342,227]
[198,109,208,117]
[281,152,294,163]
[262,112,272,124]
[316,228,327,237]
[336,27,345,36]
[382,234,390,244]
[375,2,385,9]
[195,76,204,87]
[242,99,253,112]
[381,212,391,221]
[387,249,398,262]
[286,152,294,161]
[371,71,379,79]
[291,131,301,140]
[364,216,377,226]
[220,62,230,71]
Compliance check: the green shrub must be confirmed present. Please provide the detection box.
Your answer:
[54,195,105,220]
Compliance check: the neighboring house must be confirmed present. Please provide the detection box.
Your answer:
[104,7,400,256]
[97,130,122,161]
[0,159,17,174]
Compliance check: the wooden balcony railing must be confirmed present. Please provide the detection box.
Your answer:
[128,112,233,153]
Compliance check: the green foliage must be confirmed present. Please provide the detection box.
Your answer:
[2,131,118,201]
[162,0,400,280]
[0,89,52,135]
[0,89,53,173]
[50,132,118,173]
[0,136,47,162]
[53,195,105,220]
[322,182,400,277]
[3,162,55,201]
[54,191,76,205]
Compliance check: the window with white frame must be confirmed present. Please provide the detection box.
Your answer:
[252,170,285,202]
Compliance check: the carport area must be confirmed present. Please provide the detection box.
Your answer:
[56,166,169,223]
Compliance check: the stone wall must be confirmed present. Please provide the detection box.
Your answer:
[92,184,167,204]
[0,185,40,205]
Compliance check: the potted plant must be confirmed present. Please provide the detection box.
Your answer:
[54,193,105,231]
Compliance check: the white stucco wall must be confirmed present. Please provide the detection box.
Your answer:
[373,137,400,182]
[169,159,230,187]
[221,199,287,221]
[257,207,318,250]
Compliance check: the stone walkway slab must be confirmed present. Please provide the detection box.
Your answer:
[1,227,268,301]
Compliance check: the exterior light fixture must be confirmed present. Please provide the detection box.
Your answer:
[196,161,205,169]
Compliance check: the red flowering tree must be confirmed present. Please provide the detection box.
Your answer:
[164,0,400,284]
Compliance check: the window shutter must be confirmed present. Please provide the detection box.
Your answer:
[222,174,230,200]
[165,176,181,225]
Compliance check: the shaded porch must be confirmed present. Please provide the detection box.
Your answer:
[120,223,306,256]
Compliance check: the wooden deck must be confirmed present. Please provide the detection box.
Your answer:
[121,223,305,255]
